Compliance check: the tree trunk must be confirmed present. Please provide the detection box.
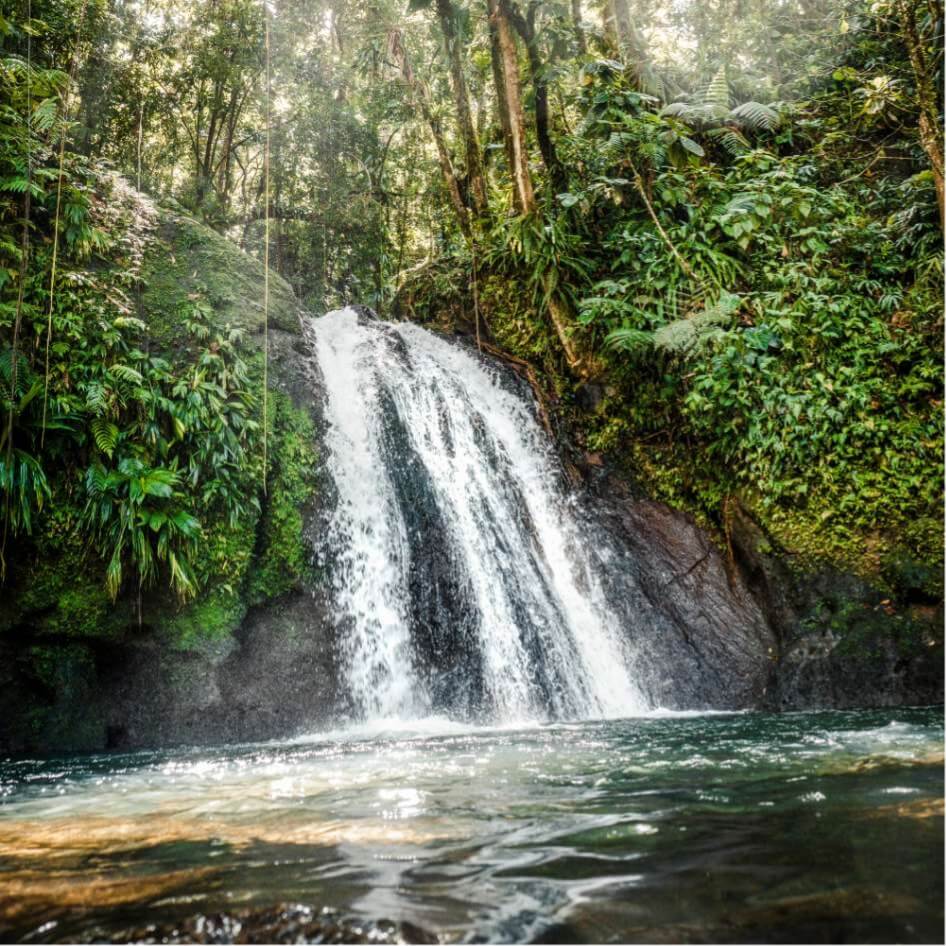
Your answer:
[605,0,650,89]
[896,0,944,227]
[504,1,566,192]
[484,2,601,377]
[436,0,488,216]
[486,0,534,214]
[571,0,586,54]
[386,29,471,236]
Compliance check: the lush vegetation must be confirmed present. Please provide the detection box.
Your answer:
[0,2,317,645]
[1,0,942,638]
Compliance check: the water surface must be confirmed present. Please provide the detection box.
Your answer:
[1,707,942,943]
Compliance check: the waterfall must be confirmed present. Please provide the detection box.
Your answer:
[309,307,646,724]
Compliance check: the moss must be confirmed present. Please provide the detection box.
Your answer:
[247,392,318,604]
[801,594,942,660]
[141,210,299,351]
[156,506,260,650]
[161,588,247,653]
[2,528,123,640]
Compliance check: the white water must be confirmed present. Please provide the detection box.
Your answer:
[308,307,646,724]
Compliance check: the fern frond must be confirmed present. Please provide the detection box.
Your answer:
[84,382,108,414]
[707,126,750,155]
[700,66,731,119]
[604,326,653,352]
[108,364,144,385]
[652,291,740,357]
[91,417,119,458]
[660,101,698,124]
[730,100,780,131]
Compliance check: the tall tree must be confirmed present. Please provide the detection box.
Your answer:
[502,0,566,191]
[485,0,534,213]
[895,0,944,226]
[386,28,472,235]
[604,0,652,89]
[435,0,488,216]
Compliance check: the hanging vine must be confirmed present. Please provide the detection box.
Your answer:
[2,0,34,576]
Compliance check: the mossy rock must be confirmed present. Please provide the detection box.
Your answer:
[1,188,325,753]
[141,209,300,350]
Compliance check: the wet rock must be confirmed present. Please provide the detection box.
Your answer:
[589,484,777,709]
[97,590,339,750]
[349,304,380,323]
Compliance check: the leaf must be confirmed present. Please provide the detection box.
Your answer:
[109,364,144,384]
[91,418,120,458]
[730,101,781,131]
[604,326,653,352]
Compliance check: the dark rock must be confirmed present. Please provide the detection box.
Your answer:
[348,304,380,323]
[588,483,777,709]
[574,382,606,413]
[729,499,944,710]
[97,590,339,750]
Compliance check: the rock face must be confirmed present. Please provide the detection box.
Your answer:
[96,590,339,750]
[729,504,943,711]
[589,489,777,709]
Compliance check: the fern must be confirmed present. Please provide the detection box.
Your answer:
[604,326,653,352]
[660,67,782,149]
[730,100,780,131]
[652,291,741,356]
[700,66,731,119]
[707,126,751,155]
[0,348,30,396]
[31,95,59,132]
[84,382,108,414]
[108,364,144,385]
[91,417,119,458]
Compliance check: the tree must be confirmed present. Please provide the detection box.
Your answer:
[436,0,488,215]
[894,0,944,226]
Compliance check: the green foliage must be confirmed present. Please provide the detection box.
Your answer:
[801,594,939,661]
[660,66,783,152]
[82,458,201,601]
[0,29,305,613]
[247,392,318,604]
[468,4,943,585]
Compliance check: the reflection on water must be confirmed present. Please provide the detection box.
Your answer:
[0,708,942,943]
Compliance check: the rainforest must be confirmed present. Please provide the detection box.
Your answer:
[0,1,943,943]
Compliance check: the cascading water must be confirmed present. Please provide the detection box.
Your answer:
[309,307,647,724]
